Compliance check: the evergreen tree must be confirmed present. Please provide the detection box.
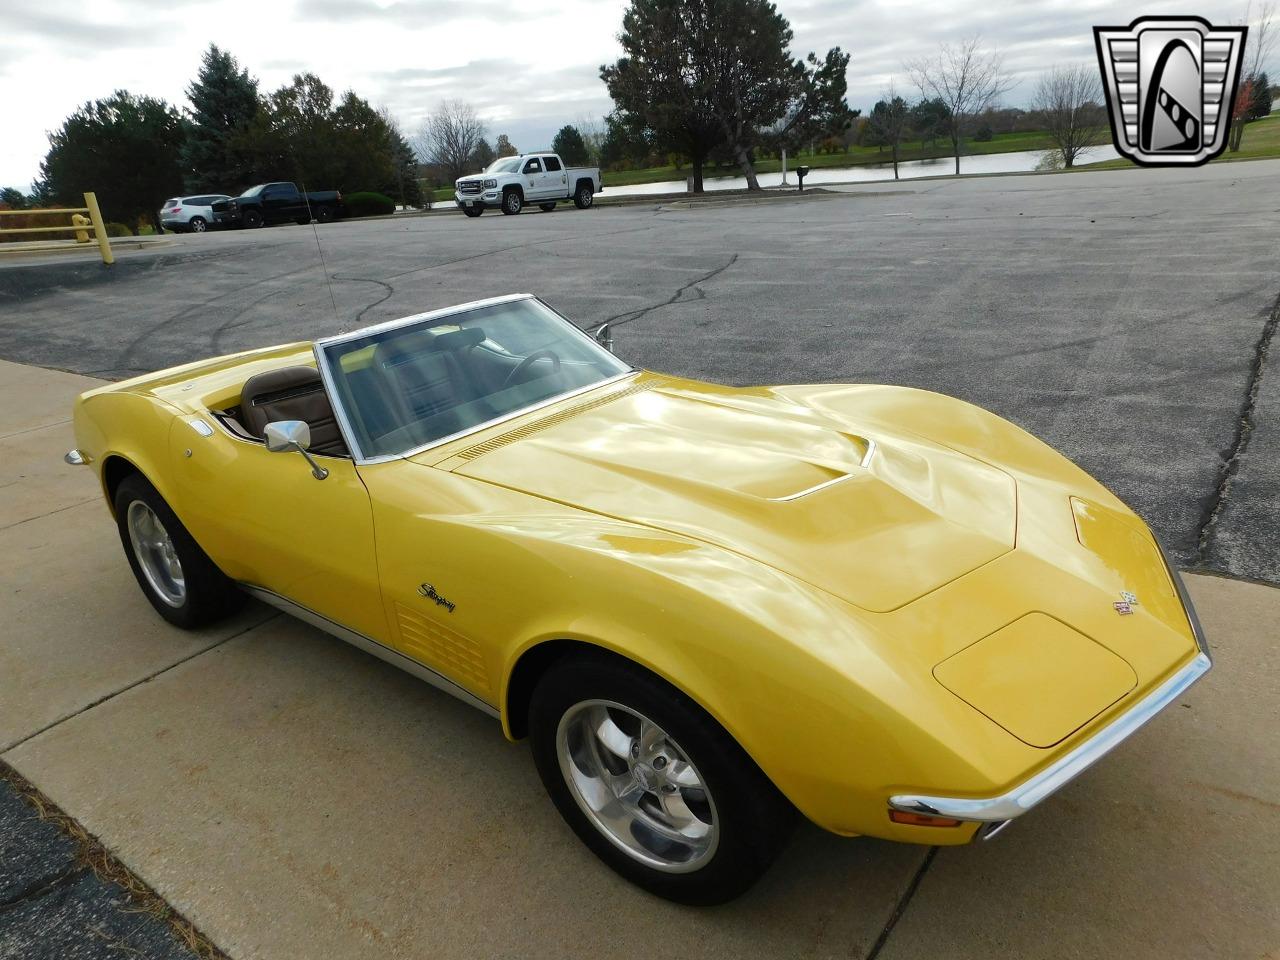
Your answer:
[471,137,496,169]
[1248,72,1272,121]
[40,90,185,232]
[552,125,590,164]
[182,45,262,192]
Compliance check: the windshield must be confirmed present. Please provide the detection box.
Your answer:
[239,184,266,198]
[319,298,631,459]
[486,157,521,173]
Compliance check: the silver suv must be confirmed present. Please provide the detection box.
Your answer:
[159,195,231,233]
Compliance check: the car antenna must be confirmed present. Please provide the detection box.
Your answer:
[297,175,341,327]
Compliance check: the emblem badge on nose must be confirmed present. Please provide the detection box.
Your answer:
[1113,591,1140,615]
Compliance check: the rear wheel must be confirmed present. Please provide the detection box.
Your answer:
[243,208,263,229]
[539,201,556,212]
[574,182,594,209]
[188,216,207,233]
[315,206,335,223]
[295,215,312,225]
[114,474,243,629]
[529,653,795,905]
[462,206,483,218]
[502,189,523,215]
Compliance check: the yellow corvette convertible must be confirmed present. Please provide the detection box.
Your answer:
[66,294,1210,904]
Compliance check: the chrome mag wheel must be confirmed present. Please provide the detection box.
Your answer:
[127,500,185,607]
[556,699,719,873]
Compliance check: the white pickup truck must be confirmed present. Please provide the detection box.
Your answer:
[454,153,602,217]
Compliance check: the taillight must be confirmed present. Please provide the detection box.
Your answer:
[170,207,181,212]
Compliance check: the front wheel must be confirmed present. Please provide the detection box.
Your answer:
[529,654,795,905]
[242,208,263,229]
[462,206,483,218]
[114,474,243,629]
[573,183,594,209]
[502,190,523,215]
[315,206,335,223]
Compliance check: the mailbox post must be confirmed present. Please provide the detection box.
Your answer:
[796,166,810,192]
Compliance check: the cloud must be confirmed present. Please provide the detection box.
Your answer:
[5,9,173,47]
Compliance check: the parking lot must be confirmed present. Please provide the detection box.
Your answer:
[1,163,1278,959]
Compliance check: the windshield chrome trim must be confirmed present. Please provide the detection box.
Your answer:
[313,294,635,465]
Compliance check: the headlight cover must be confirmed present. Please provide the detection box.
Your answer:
[483,178,497,189]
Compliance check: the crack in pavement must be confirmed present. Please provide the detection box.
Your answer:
[864,846,938,960]
[592,253,740,332]
[0,865,85,912]
[1196,288,1280,564]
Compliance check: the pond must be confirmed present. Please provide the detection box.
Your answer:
[603,145,1123,196]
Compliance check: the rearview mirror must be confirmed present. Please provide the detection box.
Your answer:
[265,420,328,480]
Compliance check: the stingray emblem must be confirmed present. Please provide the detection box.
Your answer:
[1094,16,1247,166]
[417,583,456,613]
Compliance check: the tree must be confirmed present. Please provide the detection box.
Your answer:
[181,45,262,193]
[910,98,951,149]
[552,124,590,165]
[420,100,487,180]
[1231,2,1277,150]
[380,108,422,207]
[40,90,186,232]
[329,91,397,192]
[1249,71,1273,119]
[495,133,518,157]
[601,0,722,191]
[907,36,1010,174]
[865,85,912,179]
[471,137,496,170]
[0,188,29,209]
[598,111,655,170]
[575,115,607,164]
[603,0,850,191]
[1032,63,1106,168]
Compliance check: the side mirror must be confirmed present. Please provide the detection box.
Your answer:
[594,322,614,353]
[265,420,328,480]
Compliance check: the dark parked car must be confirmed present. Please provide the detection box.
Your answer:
[212,182,344,228]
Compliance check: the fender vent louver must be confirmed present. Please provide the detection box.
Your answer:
[455,380,658,461]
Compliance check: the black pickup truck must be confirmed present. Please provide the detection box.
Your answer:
[212,182,344,228]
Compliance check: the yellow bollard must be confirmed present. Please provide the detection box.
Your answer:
[72,213,90,243]
[83,191,114,265]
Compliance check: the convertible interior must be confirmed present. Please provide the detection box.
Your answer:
[216,321,596,460]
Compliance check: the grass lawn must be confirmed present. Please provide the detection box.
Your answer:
[1077,113,1280,169]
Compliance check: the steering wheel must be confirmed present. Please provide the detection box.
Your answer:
[502,349,561,389]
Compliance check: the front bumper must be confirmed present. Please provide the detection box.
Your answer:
[455,191,500,208]
[889,548,1210,825]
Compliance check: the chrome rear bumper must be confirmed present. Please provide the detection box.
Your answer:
[890,551,1210,824]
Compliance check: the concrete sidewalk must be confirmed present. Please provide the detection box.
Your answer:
[1,358,1277,959]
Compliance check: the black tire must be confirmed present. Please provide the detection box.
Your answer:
[502,189,523,215]
[316,206,335,223]
[242,208,264,229]
[573,182,594,209]
[462,206,483,218]
[296,215,312,226]
[529,653,796,905]
[189,217,207,233]
[539,201,556,212]
[114,474,243,629]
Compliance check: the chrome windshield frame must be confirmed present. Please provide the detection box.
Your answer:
[312,294,635,465]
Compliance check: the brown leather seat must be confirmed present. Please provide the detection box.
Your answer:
[239,366,348,458]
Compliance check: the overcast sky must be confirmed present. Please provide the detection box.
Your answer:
[0,0,1268,189]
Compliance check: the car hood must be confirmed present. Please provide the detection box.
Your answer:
[438,376,1016,612]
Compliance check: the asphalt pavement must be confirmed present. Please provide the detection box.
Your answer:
[1,162,1276,583]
